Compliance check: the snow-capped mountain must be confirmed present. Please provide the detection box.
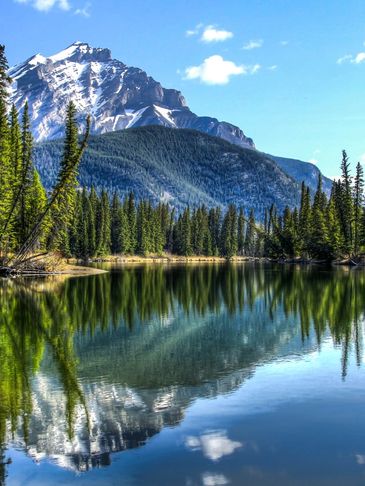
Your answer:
[9,41,255,147]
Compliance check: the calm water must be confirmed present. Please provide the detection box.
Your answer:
[1,263,365,486]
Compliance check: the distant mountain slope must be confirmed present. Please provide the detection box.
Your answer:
[269,154,333,196]
[9,41,254,149]
[33,126,299,215]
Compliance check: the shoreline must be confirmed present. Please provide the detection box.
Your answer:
[2,254,364,278]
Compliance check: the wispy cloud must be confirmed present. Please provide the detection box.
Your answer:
[74,1,91,17]
[337,51,365,65]
[268,64,278,71]
[186,24,233,43]
[202,473,230,486]
[184,55,259,85]
[280,40,289,46]
[308,158,318,165]
[336,54,352,64]
[15,0,71,11]
[242,39,263,50]
[186,23,203,37]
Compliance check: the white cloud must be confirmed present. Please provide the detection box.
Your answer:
[15,0,71,11]
[336,54,352,64]
[352,52,365,64]
[242,39,263,50]
[337,51,365,65]
[185,431,242,461]
[186,23,203,37]
[280,40,289,46]
[184,55,259,85]
[268,65,278,71]
[201,25,233,43]
[202,473,230,486]
[308,158,318,165]
[74,1,90,17]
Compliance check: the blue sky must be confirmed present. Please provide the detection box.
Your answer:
[2,0,365,178]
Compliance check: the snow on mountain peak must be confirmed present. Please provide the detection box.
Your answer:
[8,42,255,149]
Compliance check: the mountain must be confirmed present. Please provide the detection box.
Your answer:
[33,125,299,215]
[269,154,333,196]
[9,41,332,198]
[9,41,254,148]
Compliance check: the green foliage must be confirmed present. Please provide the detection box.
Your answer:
[264,154,365,261]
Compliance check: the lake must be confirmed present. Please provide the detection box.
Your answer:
[1,263,365,486]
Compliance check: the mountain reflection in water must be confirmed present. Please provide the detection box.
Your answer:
[0,263,364,483]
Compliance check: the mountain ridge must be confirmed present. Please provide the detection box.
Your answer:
[9,41,254,148]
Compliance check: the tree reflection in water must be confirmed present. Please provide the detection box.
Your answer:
[0,263,364,482]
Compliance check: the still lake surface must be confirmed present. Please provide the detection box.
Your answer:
[1,263,365,486]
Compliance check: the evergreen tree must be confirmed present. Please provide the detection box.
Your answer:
[0,45,13,253]
[17,102,34,246]
[126,192,137,253]
[353,161,364,256]
[237,207,245,255]
[111,192,122,254]
[25,169,50,250]
[299,182,311,256]
[180,207,192,256]
[326,194,343,259]
[339,150,354,255]
[309,174,329,259]
[51,102,82,255]
[96,189,111,256]
[244,209,256,256]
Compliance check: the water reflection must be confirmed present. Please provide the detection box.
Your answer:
[0,263,365,483]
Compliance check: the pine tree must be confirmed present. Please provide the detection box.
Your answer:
[180,207,192,256]
[326,195,343,259]
[18,102,34,246]
[111,192,122,254]
[126,192,137,253]
[244,209,256,256]
[96,189,111,256]
[51,102,81,255]
[118,204,130,254]
[309,174,329,259]
[25,169,50,250]
[281,206,296,256]
[339,150,354,255]
[353,161,364,256]
[237,207,245,255]
[299,182,311,256]
[0,45,13,254]
[208,207,221,256]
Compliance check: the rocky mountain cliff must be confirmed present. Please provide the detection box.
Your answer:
[9,41,254,148]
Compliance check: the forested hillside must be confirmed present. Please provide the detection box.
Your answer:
[33,126,299,216]
[269,154,333,196]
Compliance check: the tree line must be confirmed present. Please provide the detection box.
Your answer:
[66,157,365,261]
[263,154,364,261]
